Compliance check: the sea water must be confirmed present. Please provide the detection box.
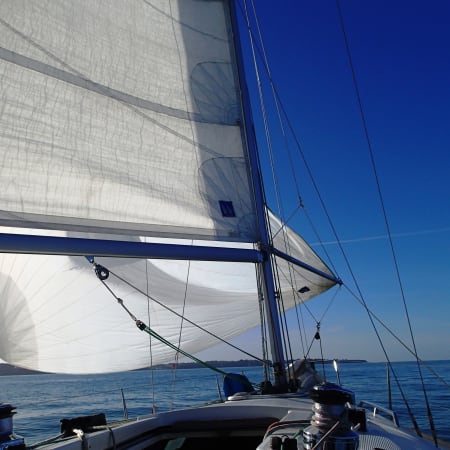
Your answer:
[1,361,449,446]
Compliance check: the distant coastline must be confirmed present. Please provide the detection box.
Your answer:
[0,358,367,376]
[150,358,368,370]
[0,364,42,376]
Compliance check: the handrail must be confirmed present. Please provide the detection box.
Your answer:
[358,400,399,427]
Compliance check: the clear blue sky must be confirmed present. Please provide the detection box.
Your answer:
[1,2,445,367]
[197,0,450,363]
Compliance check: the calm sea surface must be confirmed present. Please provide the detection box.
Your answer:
[1,360,449,446]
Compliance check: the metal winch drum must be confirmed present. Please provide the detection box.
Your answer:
[303,383,359,450]
[0,404,25,450]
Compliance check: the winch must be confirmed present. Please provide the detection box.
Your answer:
[0,404,25,450]
[302,383,359,449]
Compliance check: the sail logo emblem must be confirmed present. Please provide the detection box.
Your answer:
[219,201,236,217]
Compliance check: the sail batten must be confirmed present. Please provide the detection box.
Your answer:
[0,46,224,124]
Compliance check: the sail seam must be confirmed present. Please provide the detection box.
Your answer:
[0,46,235,125]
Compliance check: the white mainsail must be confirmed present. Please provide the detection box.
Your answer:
[0,0,256,241]
[0,1,337,374]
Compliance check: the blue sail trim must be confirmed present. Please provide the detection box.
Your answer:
[0,233,263,263]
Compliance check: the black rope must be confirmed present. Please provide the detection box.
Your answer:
[237,1,441,442]
[335,1,437,443]
[244,0,342,372]
[236,0,346,283]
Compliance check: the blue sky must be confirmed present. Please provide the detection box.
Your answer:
[197,0,450,363]
[1,1,446,368]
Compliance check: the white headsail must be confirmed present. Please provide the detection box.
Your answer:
[0,213,335,374]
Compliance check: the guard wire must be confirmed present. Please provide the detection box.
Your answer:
[335,0,435,442]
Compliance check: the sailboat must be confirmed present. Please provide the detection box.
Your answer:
[0,1,448,449]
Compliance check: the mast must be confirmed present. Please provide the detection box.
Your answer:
[229,0,288,389]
